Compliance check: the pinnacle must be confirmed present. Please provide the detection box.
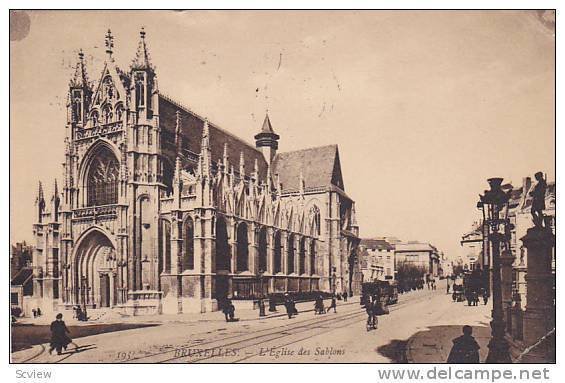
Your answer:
[69,49,89,88]
[131,26,154,71]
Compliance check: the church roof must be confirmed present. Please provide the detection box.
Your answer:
[272,144,344,193]
[158,94,268,179]
[261,114,275,134]
[11,267,33,287]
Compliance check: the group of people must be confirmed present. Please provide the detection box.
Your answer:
[31,307,42,318]
[448,271,489,306]
[426,277,437,290]
[72,305,89,321]
[313,294,340,315]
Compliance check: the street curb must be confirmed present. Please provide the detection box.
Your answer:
[405,334,416,363]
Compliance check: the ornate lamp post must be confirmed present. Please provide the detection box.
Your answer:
[478,177,512,363]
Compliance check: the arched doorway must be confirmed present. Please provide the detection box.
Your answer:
[74,230,117,308]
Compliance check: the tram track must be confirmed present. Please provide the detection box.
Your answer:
[21,289,438,363]
[153,291,436,363]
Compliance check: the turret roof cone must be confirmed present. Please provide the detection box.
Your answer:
[261,113,275,134]
[69,49,89,88]
[131,27,154,71]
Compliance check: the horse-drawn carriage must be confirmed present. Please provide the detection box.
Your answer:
[360,280,399,307]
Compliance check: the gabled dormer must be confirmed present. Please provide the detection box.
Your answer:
[88,29,128,128]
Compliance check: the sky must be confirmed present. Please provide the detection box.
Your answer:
[10,10,555,260]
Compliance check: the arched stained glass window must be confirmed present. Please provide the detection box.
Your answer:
[310,205,321,237]
[87,147,119,206]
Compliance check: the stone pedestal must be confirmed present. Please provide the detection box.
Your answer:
[520,226,555,362]
[500,250,515,333]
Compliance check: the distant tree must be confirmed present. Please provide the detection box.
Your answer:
[396,261,427,288]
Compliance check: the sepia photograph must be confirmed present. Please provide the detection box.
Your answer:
[8,8,556,370]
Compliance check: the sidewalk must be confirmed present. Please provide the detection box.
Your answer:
[405,298,492,363]
[15,296,360,326]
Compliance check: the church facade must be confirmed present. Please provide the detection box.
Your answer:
[31,29,360,315]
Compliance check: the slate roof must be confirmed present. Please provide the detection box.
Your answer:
[271,144,344,193]
[159,95,268,179]
[11,268,33,286]
[395,242,438,253]
[360,238,395,251]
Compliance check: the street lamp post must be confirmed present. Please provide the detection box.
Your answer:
[258,270,266,317]
[479,177,512,363]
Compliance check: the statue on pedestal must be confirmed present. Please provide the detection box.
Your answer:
[529,172,547,228]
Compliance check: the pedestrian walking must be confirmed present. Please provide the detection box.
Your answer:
[36,308,42,317]
[284,293,297,319]
[314,295,325,315]
[221,297,235,322]
[343,292,348,302]
[327,294,337,313]
[365,298,377,330]
[447,279,451,294]
[482,288,489,305]
[32,308,37,319]
[447,325,480,363]
[49,313,72,355]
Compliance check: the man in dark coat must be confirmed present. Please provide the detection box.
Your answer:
[49,313,72,355]
[221,297,235,322]
[447,325,480,363]
[284,294,296,319]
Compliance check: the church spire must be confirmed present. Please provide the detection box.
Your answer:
[175,110,182,155]
[69,49,89,88]
[254,112,280,164]
[198,119,211,177]
[239,151,245,178]
[261,112,275,134]
[223,143,229,171]
[131,27,154,71]
[51,179,60,222]
[36,181,46,223]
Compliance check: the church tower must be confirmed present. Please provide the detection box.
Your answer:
[131,27,157,120]
[68,49,91,126]
[254,113,280,164]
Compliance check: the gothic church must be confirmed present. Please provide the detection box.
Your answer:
[31,29,360,315]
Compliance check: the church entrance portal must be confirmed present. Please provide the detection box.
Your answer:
[74,230,117,309]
